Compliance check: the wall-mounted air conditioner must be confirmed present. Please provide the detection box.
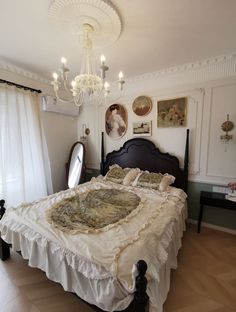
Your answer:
[41,95,79,117]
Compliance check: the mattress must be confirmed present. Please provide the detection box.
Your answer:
[0,177,187,311]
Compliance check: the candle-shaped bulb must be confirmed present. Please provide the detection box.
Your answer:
[118,71,124,80]
[61,57,67,64]
[53,72,58,81]
[100,55,106,64]
[71,80,76,88]
[104,81,109,90]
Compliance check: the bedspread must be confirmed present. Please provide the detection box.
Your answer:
[46,188,142,234]
[0,177,187,311]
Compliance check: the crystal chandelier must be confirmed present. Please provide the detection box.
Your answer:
[51,23,125,107]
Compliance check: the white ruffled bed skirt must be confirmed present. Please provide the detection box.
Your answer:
[0,206,186,312]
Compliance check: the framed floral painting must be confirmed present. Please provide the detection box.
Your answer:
[157,97,187,127]
[105,104,127,139]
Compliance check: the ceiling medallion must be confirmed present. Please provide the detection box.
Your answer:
[49,0,122,48]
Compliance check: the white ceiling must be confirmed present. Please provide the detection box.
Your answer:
[1,0,236,81]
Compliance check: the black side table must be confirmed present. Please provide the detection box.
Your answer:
[197,191,236,233]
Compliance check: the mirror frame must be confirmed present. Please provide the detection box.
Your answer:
[66,141,86,186]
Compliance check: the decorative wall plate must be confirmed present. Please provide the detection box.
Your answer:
[105,104,127,139]
[132,95,152,116]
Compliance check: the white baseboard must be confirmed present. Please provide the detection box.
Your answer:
[187,218,236,236]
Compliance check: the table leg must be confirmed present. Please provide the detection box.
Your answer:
[0,199,10,261]
[197,204,204,233]
[0,237,10,261]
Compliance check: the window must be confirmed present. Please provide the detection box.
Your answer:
[0,84,52,207]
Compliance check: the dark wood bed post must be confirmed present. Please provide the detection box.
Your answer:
[100,131,105,175]
[0,199,10,261]
[183,129,190,194]
[128,260,149,312]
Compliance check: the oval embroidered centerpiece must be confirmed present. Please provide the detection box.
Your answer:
[46,189,141,234]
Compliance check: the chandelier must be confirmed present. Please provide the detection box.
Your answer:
[49,0,124,107]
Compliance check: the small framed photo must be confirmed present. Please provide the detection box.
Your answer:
[132,121,152,137]
[157,97,187,127]
[132,95,152,116]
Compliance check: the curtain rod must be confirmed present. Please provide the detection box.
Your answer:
[0,79,42,94]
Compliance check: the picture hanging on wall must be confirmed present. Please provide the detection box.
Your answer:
[105,104,127,139]
[132,121,152,137]
[157,97,187,127]
[132,95,152,116]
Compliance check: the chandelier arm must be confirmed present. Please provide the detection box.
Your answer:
[54,90,77,104]
[106,90,123,103]
[74,98,82,107]
[63,80,73,94]
[58,80,82,107]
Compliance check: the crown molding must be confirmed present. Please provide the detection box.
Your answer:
[127,52,236,84]
[0,59,50,84]
[1,52,236,88]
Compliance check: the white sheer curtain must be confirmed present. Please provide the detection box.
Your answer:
[0,83,53,207]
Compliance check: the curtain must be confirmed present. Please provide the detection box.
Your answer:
[0,84,53,207]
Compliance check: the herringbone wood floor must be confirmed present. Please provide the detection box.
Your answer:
[0,224,235,312]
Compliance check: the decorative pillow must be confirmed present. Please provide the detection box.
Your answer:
[123,168,140,185]
[133,171,175,191]
[159,174,175,191]
[105,165,140,185]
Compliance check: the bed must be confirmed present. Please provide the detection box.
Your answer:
[0,129,189,312]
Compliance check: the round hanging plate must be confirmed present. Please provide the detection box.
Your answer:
[49,0,122,48]
[132,95,153,116]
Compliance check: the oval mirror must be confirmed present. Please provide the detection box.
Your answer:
[68,142,85,188]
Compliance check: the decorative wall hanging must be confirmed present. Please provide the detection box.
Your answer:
[132,121,152,137]
[220,114,234,143]
[132,96,152,116]
[105,104,127,139]
[157,97,187,127]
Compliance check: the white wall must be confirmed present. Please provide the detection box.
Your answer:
[0,63,78,192]
[78,53,236,185]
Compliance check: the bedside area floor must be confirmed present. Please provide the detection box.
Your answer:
[0,224,236,312]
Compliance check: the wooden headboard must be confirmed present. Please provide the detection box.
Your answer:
[100,129,189,193]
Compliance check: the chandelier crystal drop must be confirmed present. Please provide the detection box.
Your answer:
[51,23,125,107]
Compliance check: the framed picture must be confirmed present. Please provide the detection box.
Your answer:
[132,95,152,116]
[157,97,187,127]
[132,121,152,137]
[105,104,127,139]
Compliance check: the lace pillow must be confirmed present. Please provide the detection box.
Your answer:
[105,165,140,185]
[159,174,175,191]
[133,171,175,191]
[123,168,140,185]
